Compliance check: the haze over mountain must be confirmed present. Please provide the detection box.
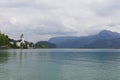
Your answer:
[48,30,120,48]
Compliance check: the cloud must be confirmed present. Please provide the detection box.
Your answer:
[91,0,120,16]
[0,0,120,42]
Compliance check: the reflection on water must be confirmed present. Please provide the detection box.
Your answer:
[0,49,120,80]
[0,51,8,64]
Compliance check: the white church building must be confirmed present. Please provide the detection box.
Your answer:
[9,34,32,48]
[16,34,26,47]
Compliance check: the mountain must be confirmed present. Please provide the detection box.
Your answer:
[93,30,120,39]
[48,30,120,48]
[35,41,56,48]
[86,38,120,48]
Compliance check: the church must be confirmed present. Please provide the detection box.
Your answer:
[16,34,25,47]
[9,34,34,48]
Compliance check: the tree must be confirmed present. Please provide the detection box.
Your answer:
[0,33,10,47]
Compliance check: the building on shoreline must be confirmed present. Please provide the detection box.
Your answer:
[9,34,31,48]
[16,34,25,47]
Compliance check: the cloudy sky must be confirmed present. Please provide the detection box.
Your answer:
[0,0,120,42]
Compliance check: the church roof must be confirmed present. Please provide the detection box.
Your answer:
[16,40,22,42]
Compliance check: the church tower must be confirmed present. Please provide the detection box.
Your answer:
[20,34,25,44]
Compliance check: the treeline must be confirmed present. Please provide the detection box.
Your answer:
[35,41,56,48]
[0,33,9,47]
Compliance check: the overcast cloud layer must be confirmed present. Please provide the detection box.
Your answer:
[0,0,120,42]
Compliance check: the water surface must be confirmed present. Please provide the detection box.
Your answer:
[0,49,120,80]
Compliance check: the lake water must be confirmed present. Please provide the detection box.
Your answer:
[0,49,120,80]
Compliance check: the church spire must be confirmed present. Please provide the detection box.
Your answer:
[20,34,24,40]
[20,34,25,44]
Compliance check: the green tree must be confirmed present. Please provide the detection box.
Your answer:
[0,33,10,47]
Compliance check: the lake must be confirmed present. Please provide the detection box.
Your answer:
[0,49,120,80]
